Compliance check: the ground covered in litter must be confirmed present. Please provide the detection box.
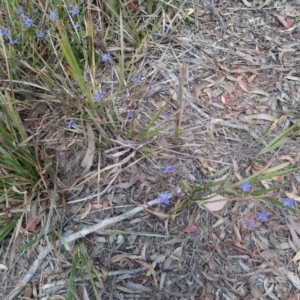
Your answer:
[1,0,300,299]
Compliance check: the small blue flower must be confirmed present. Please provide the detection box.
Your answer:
[1,27,9,37]
[9,38,19,45]
[95,91,106,102]
[36,30,46,38]
[162,165,176,174]
[127,109,135,119]
[22,15,34,27]
[73,22,80,30]
[66,119,76,129]
[12,141,17,148]
[240,181,251,192]
[102,53,112,62]
[70,7,79,17]
[132,76,143,85]
[245,219,255,227]
[158,192,171,205]
[49,11,58,20]
[283,198,295,209]
[257,211,269,223]
[17,6,24,14]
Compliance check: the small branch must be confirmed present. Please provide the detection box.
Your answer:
[4,199,159,300]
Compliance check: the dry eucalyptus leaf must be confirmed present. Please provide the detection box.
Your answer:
[24,284,32,299]
[136,260,158,288]
[284,269,300,289]
[90,37,106,50]
[279,155,294,164]
[237,75,248,92]
[287,223,300,250]
[28,203,40,233]
[274,14,292,29]
[24,102,47,129]
[81,123,95,173]
[0,264,8,270]
[80,203,91,219]
[291,251,300,263]
[115,173,140,189]
[156,138,170,147]
[241,0,252,8]
[202,195,227,211]
[92,203,104,210]
[160,242,184,290]
[286,192,300,201]
[249,275,264,298]
[183,225,197,233]
[201,271,219,281]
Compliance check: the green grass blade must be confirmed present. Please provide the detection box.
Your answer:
[257,118,300,156]
[0,221,16,242]
[138,105,167,141]
[66,249,80,300]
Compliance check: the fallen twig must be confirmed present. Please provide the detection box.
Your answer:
[4,199,160,300]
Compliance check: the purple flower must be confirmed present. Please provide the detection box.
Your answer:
[162,165,176,174]
[95,91,106,102]
[1,27,9,37]
[158,192,171,205]
[245,219,255,227]
[73,22,80,30]
[240,181,251,192]
[283,198,295,209]
[9,38,19,45]
[132,76,143,85]
[22,15,34,27]
[36,30,46,38]
[127,109,135,119]
[102,53,112,62]
[257,211,269,222]
[70,7,79,17]
[49,11,58,20]
[17,6,24,14]
[66,119,76,129]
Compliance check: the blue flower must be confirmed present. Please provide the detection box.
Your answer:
[36,30,46,38]
[245,219,255,227]
[127,109,135,119]
[240,181,251,192]
[1,27,9,37]
[49,11,58,20]
[132,76,143,85]
[9,38,19,45]
[102,53,112,62]
[158,192,171,205]
[95,91,106,102]
[73,22,80,30]
[22,15,34,27]
[257,211,269,222]
[283,198,295,209]
[17,6,24,14]
[162,165,176,174]
[70,7,79,17]
[66,119,76,129]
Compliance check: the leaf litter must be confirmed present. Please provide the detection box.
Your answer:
[2,0,300,299]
